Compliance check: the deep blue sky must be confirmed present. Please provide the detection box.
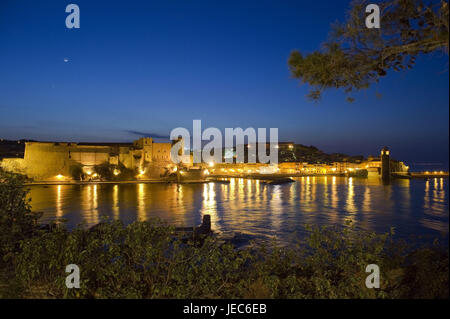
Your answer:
[0,0,448,167]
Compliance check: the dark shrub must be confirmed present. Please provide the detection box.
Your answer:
[94,162,113,181]
[69,164,83,181]
[0,169,41,262]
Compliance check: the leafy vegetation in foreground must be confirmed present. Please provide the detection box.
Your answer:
[0,169,448,299]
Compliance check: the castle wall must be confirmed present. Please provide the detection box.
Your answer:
[152,143,171,162]
[22,142,72,180]
[69,145,111,167]
[118,147,134,169]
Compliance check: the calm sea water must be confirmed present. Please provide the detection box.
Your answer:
[28,177,449,246]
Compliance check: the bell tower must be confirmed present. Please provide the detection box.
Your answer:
[380,146,390,181]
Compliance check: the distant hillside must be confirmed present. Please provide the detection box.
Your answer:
[0,139,27,160]
[280,144,364,164]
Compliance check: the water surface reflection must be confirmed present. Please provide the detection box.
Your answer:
[29,177,449,246]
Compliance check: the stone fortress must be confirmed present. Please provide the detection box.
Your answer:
[0,138,178,181]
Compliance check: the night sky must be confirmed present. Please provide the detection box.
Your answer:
[0,0,448,168]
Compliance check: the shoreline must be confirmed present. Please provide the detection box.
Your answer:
[23,172,449,186]
[24,179,164,186]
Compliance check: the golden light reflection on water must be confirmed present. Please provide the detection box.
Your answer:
[421,178,447,232]
[113,184,119,219]
[56,185,62,218]
[82,184,99,225]
[238,178,244,195]
[346,177,356,216]
[202,182,220,231]
[401,179,411,214]
[229,178,236,202]
[362,186,371,213]
[290,179,295,208]
[424,179,430,210]
[172,184,190,226]
[175,184,184,209]
[28,177,448,243]
[269,185,282,232]
[331,177,338,210]
[312,178,317,211]
[137,183,145,221]
[302,176,311,208]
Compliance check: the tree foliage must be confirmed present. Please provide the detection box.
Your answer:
[69,164,83,181]
[94,162,113,181]
[288,0,449,101]
[0,169,41,262]
[116,162,137,181]
[93,162,136,181]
